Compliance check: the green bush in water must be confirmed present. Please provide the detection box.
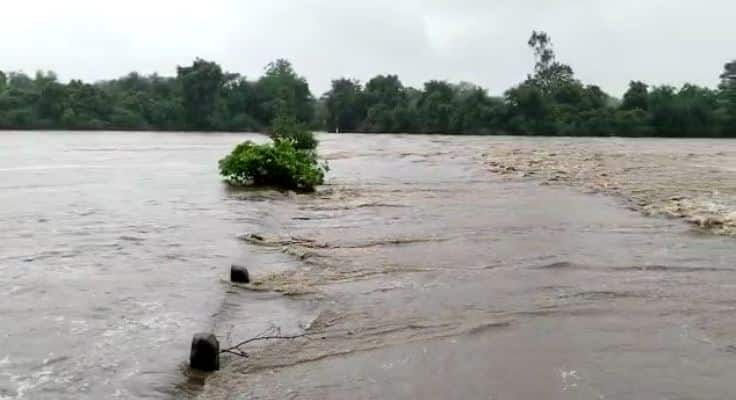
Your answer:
[218,138,326,192]
[270,113,318,151]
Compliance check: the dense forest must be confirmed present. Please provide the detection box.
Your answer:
[1,32,735,137]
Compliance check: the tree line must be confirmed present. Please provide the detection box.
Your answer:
[1,32,735,136]
[0,58,312,132]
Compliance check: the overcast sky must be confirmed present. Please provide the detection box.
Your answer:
[2,0,734,97]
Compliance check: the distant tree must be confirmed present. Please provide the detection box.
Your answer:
[0,40,734,137]
[417,80,455,133]
[676,84,720,136]
[324,78,364,132]
[36,81,66,124]
[581,85,609,110]
[450,83,503,133]
[7,72,33,90]
[612,109,654,136]
[98,72,185,130]
[621,81,649,111]
[527,31,575,94]
[719,61,736,132]
[361,75,410,132]
[509,30,614,135]
[34,71,58,87]
[256,59,315,124]
[647,85,679,135]
[721,61,736,87]
[504,82,552,134]
[363,75,405,108]
[62,80,113,129]
[0,71,7,92]
[177,58,224,130]
[214,76,262,131]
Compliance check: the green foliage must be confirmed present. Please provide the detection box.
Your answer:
[505,82,552,134]
[612,109,654,136]
[449,84,504,133]
[324,78,364,132]
[270,113,318,150]
[0,59,314,132]
[360,75,412,132]
[219,107,325,192]
[1,35,736,136]
[218,138,325,192]
[177,59,224,130]
[622,81,649,111]
[527,31,575,95]
[257,59,315,124]
[417,81,455,133]
[721,61,736,89]
[720,61,736,130]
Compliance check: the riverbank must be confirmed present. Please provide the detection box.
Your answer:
[486,138,736,236]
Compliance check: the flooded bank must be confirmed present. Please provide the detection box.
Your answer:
[2,133,736,399]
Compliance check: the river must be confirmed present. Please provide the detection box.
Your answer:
[2,132,736,399]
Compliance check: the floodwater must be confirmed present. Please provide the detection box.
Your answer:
[486,137,736,236]
[2,133,736,399]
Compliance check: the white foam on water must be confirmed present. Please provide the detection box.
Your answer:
[559,368,581,391]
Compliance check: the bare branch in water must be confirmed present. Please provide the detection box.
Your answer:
[221,349,250,358]
[220,327,322,358]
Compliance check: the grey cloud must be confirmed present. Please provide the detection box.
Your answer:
[1,0,733,97]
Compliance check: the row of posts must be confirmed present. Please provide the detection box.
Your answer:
[190,264,250,372]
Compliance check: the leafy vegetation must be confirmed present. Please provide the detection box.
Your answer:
[270,112,318,150]
[218,116,325,192]
[0,59,315,132]
[321,31,736,137]
[1,32,736,136]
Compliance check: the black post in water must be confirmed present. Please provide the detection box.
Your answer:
[190,333,220,372]
[231,264,250,283]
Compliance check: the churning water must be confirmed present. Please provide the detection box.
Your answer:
[2,132,736,399]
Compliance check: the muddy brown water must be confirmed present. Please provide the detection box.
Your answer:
[2,132,736,399]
